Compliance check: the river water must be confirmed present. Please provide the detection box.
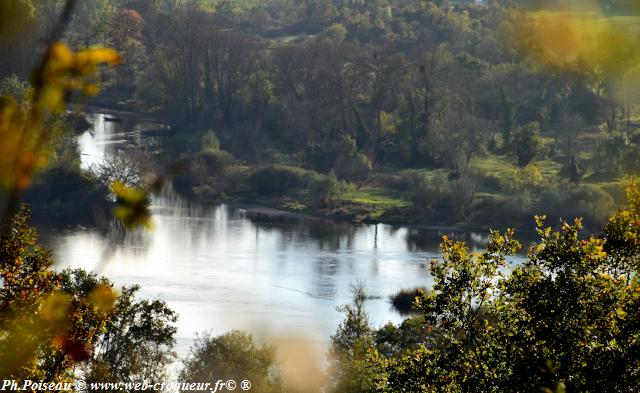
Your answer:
[37,113,522,355]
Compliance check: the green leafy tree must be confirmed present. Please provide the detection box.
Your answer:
[602,180,640,273]
[594,131,629,176]
[307,172,348,209]
[363,181,640,392]
[180,331,282,393]
[0,206,116,379]
[80,280,177,391]
[327,282,376,393]
[1,209,175,382]
[510,121,543,167]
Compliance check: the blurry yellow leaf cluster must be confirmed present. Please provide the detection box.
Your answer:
[530,12,638,71]
[40,292,72,326]
[1,36,121,376]
[0,42,120,191]
[514,6,640,101]
[1,287,118,378]
[111,180,153,229]
[89,283,118,316]
[36,43,121,113]
[0,97,49,190]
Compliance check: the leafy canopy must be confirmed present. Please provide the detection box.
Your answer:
[342,181,640,393]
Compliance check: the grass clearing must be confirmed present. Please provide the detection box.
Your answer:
[346,187,411,208]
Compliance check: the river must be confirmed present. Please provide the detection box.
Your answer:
[36,113,523,356]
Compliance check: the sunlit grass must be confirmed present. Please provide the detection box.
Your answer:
[472,155,514,178]
[345,187,411,208]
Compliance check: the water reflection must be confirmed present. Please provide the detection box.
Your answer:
[39,196,511,354]
[42,195,436,352]
[405,227,491,252]
[36,113,526,355]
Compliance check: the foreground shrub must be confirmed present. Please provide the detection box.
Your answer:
[0,207,102,378]
[374,316,431,358]
[0,208,173,380]
[347,181,640,393]
[327,283,376,393]
[180,331,282,393]
[74,272,177,387]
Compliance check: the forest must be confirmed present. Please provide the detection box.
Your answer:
[3,0,640,230]
[3,0,640,392]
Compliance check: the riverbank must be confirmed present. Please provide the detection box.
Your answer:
[228,200,541,241]
[168,155,628,236]
[78,106,627,235]
[83,105,171,127]
[171,174,539,237]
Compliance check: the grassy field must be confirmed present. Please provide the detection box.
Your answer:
[341,187,411,220]
[320,146,630,226]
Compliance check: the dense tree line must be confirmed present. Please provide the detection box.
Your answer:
[3,0,640,229]
[3,0,632,168]
[126,0,633,171]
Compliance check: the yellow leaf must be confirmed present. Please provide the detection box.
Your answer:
[79,47,122,65]
[38,85,65,112]
[83,83,100,96]
[40,292,71,326]
[49,43,74,67]
[111,181,154,229]
[89,285,118,315]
